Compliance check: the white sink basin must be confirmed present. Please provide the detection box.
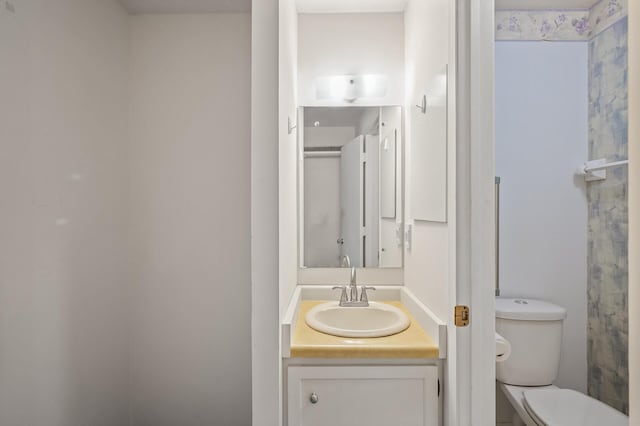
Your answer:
[305,301,410,338]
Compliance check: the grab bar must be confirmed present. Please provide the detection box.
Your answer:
[495,176,501,297]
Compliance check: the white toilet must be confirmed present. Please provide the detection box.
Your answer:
[495,297,628,426]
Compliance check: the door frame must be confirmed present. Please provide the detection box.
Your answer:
[629,0,639,422]
[453,0,496,425]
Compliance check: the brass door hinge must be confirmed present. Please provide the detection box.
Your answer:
[454,305,470,327]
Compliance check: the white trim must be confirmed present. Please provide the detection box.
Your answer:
[455,1,471,423]
[469,0,497,423]
[455,0,496,425]
[629,0,639,421]
[445,0,459,424]
[251,0,280,424]
[281,287,303,358]
[401,288,448,358]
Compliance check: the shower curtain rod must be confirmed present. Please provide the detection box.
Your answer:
[304,151,341,158]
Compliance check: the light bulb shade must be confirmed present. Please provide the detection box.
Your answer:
[315,74,387,102]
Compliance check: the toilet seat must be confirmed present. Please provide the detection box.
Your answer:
[523,388,628,426]
[499,383,557,426]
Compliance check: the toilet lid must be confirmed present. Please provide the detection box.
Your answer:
[523,389,628,426]
[495,298,566,321]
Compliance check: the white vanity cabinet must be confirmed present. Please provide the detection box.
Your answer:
[287,365,439,426]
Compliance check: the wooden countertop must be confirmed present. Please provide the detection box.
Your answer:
[290,300,440,359]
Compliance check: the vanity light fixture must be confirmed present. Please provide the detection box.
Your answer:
[315,74,387,102]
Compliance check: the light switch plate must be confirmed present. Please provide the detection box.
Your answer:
[404,224,412,251]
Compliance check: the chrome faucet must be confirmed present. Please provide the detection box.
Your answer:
[333,255,375,307]
[349,265,358,302]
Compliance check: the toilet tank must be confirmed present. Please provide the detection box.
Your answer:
[495,298,567,386]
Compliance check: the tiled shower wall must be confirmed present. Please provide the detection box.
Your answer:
[587,16,629,414]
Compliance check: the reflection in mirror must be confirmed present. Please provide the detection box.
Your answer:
[300,106,403,269]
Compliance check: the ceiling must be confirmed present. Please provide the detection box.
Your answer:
[119,0,250,14]
[296,0,407,14]
[496,0,600,10]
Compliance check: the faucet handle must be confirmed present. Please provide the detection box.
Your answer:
[360,286,376,303]
[332,286,348,305]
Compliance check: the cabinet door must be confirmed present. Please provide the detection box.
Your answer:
[287,366,439,426]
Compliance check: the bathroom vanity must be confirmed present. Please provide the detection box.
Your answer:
[282,84,449,425]
[275,4,467,423]
[282,286,446,426]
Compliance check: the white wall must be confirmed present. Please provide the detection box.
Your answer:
[404,0,452,331]
[495,41,589,392]
[129,14,251,426]
[0,1,130,425]
[404,0,459,424]
[298,13,405,106]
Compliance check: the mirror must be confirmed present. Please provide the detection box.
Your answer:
[299,106,403,269]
